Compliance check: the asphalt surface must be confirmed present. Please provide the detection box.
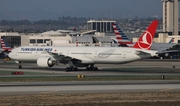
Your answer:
[0,59,180,95]
[0,80,180,95]
[0,59,180,75]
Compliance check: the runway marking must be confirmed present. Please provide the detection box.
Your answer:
[160,88,174,92]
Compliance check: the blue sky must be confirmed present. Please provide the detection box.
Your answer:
[0,0,178,20]
[0,0,162,12]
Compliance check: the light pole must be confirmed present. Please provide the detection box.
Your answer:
[22,23,24,34]
[6,23,7,36]
[48,23,51,46]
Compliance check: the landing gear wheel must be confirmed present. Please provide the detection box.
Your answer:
[74,68,78,71]
[66,67,78,71]
[18,65,22,69]
[86,67,90,70]
[86,66,98,71]
[69,68,73,71]
[94,67,98,71]
[65,67,69,71]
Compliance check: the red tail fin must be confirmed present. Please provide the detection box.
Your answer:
[76,36,78,46]
[133,20,158,50]
[73,27,76,31]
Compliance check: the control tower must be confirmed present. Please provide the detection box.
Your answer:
[162,0,179,35]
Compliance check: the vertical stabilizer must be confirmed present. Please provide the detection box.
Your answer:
[133,20,158,50]
[0,38,12,52]
[168,38,174,43]
[112,23,133,44]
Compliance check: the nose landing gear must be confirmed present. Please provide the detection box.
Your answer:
[15,61,22,69]
[18,65,22,69]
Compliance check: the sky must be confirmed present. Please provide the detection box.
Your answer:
[0,0,177,21]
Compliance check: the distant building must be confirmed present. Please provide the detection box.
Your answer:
[162,0,179,35]
[87,20,116,33]
[0,32,25,48]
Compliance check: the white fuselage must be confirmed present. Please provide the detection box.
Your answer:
[8,46,157,65]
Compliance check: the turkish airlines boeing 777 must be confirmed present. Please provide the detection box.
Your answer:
[8,20,158,71]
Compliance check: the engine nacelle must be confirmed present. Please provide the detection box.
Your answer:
[37,57,55,68]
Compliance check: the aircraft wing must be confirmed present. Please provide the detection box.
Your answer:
[47,51,72,60]
[48,51,94,64]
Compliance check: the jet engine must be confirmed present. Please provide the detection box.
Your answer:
[37,57,55,68]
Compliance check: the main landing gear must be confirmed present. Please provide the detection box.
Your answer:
[66,61,78,71]
[18,65,22,69]
[86,64,98,71]
[66,67,78,71]
[65,62,98,71]
[86,67,98,71]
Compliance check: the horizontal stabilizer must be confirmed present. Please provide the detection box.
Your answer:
[135,50,151,55]
[157,50,180,54]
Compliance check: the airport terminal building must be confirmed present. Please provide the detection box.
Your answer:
[1,20,180,49]
[0,20,117,48]
[87,20,116,33]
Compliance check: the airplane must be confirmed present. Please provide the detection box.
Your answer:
[8,20,158,71]
[112,23,133,45]
[73,27,76,31]
[168,38,174,43]
[69,27,81,35]
[112,23,177,54]
[57,27,80,35]
[0,38,12,59]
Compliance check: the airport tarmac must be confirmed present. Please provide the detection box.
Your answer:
[0,59,180,94]
[0,59,180,105]
[0,80,180,95]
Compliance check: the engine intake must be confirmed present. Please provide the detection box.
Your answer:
[37,57,55,67]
